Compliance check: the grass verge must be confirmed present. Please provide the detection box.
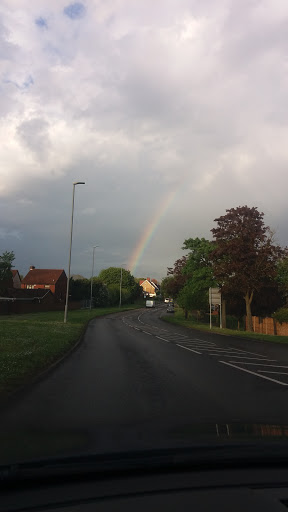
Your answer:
[0,304,141,396]
[162,309,288,344]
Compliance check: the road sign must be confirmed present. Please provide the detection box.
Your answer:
[209,288,221,305]
[209,288,222,329]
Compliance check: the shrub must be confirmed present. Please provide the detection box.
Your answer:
[273,307,288,324]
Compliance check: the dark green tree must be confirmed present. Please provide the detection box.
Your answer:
[98,267,141,304]
[0,251,15,294]
[178,238,215,318]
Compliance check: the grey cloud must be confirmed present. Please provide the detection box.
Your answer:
[17,118,50,157]
[1,0,288,279]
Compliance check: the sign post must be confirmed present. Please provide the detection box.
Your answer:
[209,288,222,329]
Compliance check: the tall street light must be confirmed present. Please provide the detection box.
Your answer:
[119,263,127,308]
[64,181,85,323]
[90,245,99,311]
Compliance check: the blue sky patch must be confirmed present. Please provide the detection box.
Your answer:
[4,75,34,91]
[63,3,86,20]
[35,17,48,29]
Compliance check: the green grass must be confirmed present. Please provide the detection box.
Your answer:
[0,304,142,396]
[163,309,288,344]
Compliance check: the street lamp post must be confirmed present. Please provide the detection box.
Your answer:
[90,245,99,311]
[119,267,123,308]
[64,181,85,323]
[119,263,127,308]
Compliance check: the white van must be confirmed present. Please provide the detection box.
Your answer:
[146,300,156,308]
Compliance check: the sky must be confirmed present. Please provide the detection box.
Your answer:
[1,0,288,281]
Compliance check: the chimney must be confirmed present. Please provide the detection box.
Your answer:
[30,266,35,270]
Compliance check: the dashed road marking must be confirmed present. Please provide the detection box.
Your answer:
[177,344,201,355]
[209,355,276,361]
[228,361,288,368]
[258,371,288,375]
[220,360,288,386]
[156,336,170,342]
[122,311,288,387]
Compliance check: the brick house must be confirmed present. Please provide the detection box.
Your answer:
[139,278,159,298]
[21,266,67,301]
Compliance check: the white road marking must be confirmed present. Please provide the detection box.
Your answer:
[156,336,170,342]
[163,337,188,341]
[258,371,288,375]
[195,348,243,353]
[176,344,201,355]
[220,360,288,386]
[142,331,152,335]
[137,314,144,324]
[228,347,270,358]
[228,362,288,368]
[181,341,216,345]
[209,355,276,361]
[134,327,140,331]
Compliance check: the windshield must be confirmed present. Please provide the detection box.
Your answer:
[1,0,288,466]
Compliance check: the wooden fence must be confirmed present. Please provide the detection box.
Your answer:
[247,316,288,336]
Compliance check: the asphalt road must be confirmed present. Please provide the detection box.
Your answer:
[1,306,288,462]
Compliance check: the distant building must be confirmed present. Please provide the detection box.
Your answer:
[11,270,21,289]
[139,278,160,298]
[21,266,67,301]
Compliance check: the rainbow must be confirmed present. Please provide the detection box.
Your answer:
[128,188,177,275]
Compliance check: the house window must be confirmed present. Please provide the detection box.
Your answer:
[27,285,35,289]
[44,285,50,288]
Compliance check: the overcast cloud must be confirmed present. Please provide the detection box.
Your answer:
[1,0,288,280]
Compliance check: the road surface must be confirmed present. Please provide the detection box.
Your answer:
[1,306,288,462]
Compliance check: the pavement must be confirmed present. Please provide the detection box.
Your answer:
[1,305,288,463]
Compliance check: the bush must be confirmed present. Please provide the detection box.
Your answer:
[273,307,288,324]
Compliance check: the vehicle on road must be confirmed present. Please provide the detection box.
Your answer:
[167,305,175,313]
[146,300,156,308]
[164,297,172,303]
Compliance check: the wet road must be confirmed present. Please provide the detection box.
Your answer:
[1,306,288,462]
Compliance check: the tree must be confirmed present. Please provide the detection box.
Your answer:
[91,277,109,307]
[166,256,188,297]
[211,206,284,331]
[98,267,141,304]
[0,251,15,294]
[276,256,288,306]
[178,238,215,318]
[69,278,90,301]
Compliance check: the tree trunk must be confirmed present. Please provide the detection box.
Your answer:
[184,309,188,320]
[222,299,226,328]
[245,291,254,331]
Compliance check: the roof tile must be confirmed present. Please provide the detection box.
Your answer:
[22,269,66,285]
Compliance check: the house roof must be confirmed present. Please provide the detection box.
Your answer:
[11,270,20,277]
[22,269,66,285]
[139,279,159,289]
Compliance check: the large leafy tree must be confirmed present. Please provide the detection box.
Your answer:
[0,251,15,294]
[166,256,188,297]
[276,256,288,306]
[211,206,284,331]
[177,238,215,318]
[98,267,141,303]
